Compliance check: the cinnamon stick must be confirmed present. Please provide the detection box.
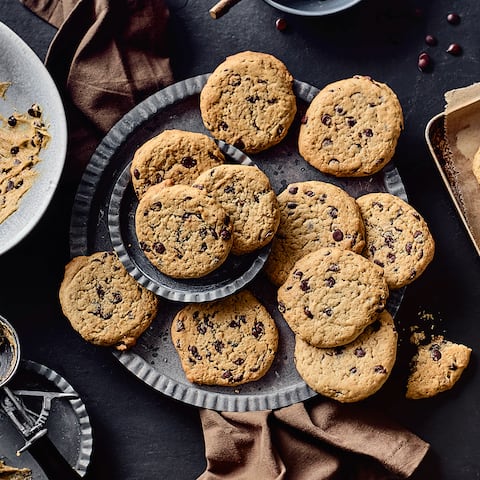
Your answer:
[209,0,243,19]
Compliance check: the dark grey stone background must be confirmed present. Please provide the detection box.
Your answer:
[0,0,479,478]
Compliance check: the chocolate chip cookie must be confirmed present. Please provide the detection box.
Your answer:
[200,51,297,153]
[298,75,404,177]
[135,183,233,278]
[264,180,365,286]
[277,247,389,348]
[171,290,278,386]
[193,164,280,254]
[356,192,435,289]
[130,129,225,199]
[294,310,398,403]
[59,251,159,350]
[406,335,472,399]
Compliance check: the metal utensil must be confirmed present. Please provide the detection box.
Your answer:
[0,314,84,479]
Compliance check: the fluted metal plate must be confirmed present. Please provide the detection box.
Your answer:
[70,75,406,411]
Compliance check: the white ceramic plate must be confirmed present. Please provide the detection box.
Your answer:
[0,21,67,255]
[263,0,363,16]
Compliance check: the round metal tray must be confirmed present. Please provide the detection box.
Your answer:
[70,74,406,411]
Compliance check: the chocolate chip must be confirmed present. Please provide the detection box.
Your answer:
[234,139,245,150]
[322,138,333,147]
[111,292,122,304]
[305,190,315,197]
[213,340,224,353]
[354,347,366,357]
[10,146,19,155]
[323,307,333,316]
[275,17,287,31]
[197,324,207,335]
[447,12,460,24]
[387,252,396,263]
[176,319,185,332]
[405,242,413,254]
[139,241,151,252]
[222,370,233,379]
[234,358,245,365]
[327,263,340,272]
[325,276,336,288]
[449,363,458,371]
[219,121,229,130]
[153,242,166,254]
[28,104,42,118]
[301,115,308,124]
[350,367,357,374]
[425,34,437,46]
[304,306,313,319]
[287,202,297,209]
[374,365,387,374]
[246,95,259,103]
[278,302,286,313]
[334,347,344,355]
[293,270,303,279]
[321,114,332,126]
[96,285,105,299]
[346,117,357,127]
[220,227,231,240]
[374,259,385,268]
[328,207,338,218]
[363,128,373,137]
[252,321,265,338]
[224,185,235,194]
[229,319,240,328]
[181,156,197,168]
[430,345,442,361]
[209,228,219,240]
[7,116,17,127]
[446,43,462,56]
[332,229,344,242]
[133,168,140,179]
[300,279,310,292]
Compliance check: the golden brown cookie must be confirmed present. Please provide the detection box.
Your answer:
[298,75,404,177]
[193,164,280,254]
[295,310,398,403]
[59,251,159,350]
[406,335,472,399]
[171,290,278,386]
[135,183,233,278]
[277,247,389,348]
[356,192,435,289]
[130,129,225,199]
[264,180,365,286]
[200,51,297,153]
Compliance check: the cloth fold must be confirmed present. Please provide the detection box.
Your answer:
[21,0,174,181]
[199,398,429,480]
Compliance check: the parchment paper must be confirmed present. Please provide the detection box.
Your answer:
[444,82,480,254]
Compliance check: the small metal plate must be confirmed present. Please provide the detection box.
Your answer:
[0,360,93,478]
[108,142,271,303]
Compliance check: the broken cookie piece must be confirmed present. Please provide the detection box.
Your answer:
[406,335,472,399]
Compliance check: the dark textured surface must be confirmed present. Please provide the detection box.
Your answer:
[0,0,479,478]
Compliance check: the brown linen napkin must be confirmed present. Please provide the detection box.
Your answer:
[21,0,174,181]
[199,398,429,480]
